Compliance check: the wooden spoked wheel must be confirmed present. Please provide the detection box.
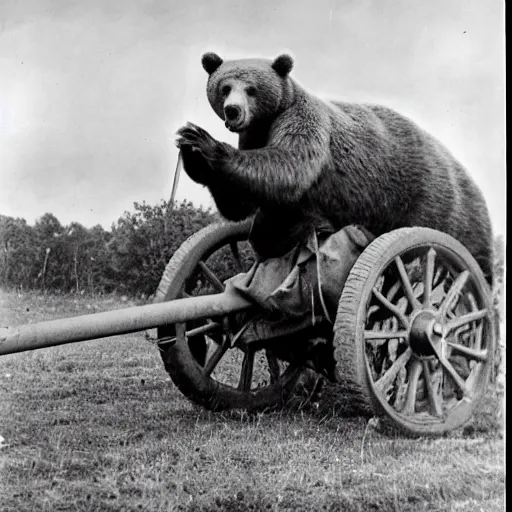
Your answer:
[334,227,495,435]
[154,222,304,412]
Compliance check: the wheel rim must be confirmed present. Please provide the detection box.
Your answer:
[158,225,303,411]
[362,243,494,430]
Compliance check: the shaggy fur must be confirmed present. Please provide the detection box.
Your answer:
[176,53,494,285]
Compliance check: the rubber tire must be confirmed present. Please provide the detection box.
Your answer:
[333,227,495,436]
[154,221,303,412]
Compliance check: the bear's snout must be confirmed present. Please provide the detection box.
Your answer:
[223,104,246,132]
[224,105,241,122]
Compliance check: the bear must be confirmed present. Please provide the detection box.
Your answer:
[176,52,494,287]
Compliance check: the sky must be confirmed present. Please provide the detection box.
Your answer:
[0,0,506,235]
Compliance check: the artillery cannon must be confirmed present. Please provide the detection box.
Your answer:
[0,220,495,436]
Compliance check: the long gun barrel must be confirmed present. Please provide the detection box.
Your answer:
[0,291,251,356]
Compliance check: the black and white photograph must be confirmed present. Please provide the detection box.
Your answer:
[0,1,505,510]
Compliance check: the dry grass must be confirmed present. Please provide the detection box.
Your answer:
[0,289,505,512]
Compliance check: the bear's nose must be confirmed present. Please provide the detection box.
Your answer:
[224,105,241,121]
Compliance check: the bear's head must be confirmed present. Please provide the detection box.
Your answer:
[201,52,294,133]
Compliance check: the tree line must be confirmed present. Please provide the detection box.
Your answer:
[0,202,504,305]
[0,201,216,297]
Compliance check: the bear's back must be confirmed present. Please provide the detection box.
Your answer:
[315,99,493,283]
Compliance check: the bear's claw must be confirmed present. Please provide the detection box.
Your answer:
[176,123,215,148]
[176,122,221,161]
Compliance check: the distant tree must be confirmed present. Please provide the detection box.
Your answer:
[33,213,66,291]
[0,203,220,295]
[0,207,506,312]
[493,234,504,286]
[64,222,90,292]
[107,200,214,296]
[84,224,112,294]
[0,215,37,289]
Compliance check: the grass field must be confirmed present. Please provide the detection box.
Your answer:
[0,289,505,512]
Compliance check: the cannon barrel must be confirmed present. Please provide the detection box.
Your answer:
[0,291,251,356]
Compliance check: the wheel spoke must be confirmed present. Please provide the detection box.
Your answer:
[372,287,410,329]
[422,360,444,417]
[446,342,488,362]
[395,256,421,311]
[266,350,281,384]
[428,337,471,398]
[238,350,255,391]
[230,242,244,273]
[465,292,483,351]
[401,359,422,414]
[439,356,470,398]
[464,359,483,391]
[186,321,221,338]
[445,309,488,333]
[203,339,230,376]
[423,248,436,307]
[375,347,412,394]
[364,331,407,347]
[386,280,402,303]
[438,270,469,318]
[364,330,408,340]
[198,260,225,292]
[473,321,483,351]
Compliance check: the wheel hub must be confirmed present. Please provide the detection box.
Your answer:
[408,311,443,358]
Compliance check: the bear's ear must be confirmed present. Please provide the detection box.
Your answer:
[202,52,223,75]
[272,54,294,77]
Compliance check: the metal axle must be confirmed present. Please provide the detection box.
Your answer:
[0,291,251,356]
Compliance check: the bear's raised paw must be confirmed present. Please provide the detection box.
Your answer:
[176,123,225,161]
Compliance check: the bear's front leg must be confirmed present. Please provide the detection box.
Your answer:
[175,144,212,185]
[176,123,256,221]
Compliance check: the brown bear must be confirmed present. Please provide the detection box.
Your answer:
[176,52,494,286]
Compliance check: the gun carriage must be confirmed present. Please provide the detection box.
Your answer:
[0,219,495,436]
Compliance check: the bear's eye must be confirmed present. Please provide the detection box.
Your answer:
[246,86,257,97]
[221,85,231,96]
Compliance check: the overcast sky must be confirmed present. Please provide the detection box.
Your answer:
[0,0,505,235]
